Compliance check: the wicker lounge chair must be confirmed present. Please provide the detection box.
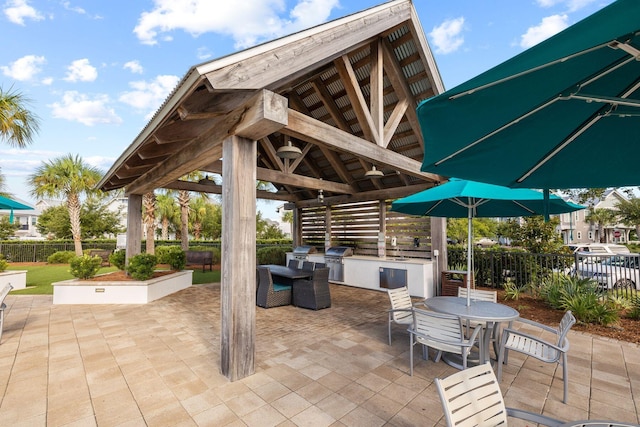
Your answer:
[292,267,331,310]
[256,267,292,308]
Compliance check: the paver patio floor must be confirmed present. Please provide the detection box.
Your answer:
[0,283,638,426]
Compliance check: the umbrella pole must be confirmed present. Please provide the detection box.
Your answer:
[466,206,472,307]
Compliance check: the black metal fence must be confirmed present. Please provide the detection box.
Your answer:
[448,247,639,297]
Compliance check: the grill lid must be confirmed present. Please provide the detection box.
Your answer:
[292,245,317,255]
[325,246,353,257]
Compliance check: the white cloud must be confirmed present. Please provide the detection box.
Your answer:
[49,91,122,126]
[133,0,339,49]
[123,60,144,74]
[520,14,568,48]
[536,0,595,12]
[84,155,116,171]
[64,59,98,82]
[62,1,85,15]
[196,47,212,61]
[429,17,465,54]
[41,77,53,85]
[119,75,180,118]
[3,0,44,25]
[1,55,46,81]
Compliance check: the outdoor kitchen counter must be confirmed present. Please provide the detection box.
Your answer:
[343,256,434,298]
[285,253,434,298]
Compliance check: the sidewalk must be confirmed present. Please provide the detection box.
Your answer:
[0,283,638,426]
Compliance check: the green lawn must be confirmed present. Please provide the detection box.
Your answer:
[6,265,221,295]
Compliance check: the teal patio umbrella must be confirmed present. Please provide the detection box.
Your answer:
[391,179,583,305]
[419,0,640,190]
[0,196,32,223]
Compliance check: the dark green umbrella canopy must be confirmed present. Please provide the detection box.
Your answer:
[419,0,640,189]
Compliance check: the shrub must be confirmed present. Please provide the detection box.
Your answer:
[109,250,126,270]
[126,253,157,280]
[627,296,640,320]
[155,245,180,264]
[0,258,7,272]
[69,255,102,279]
[164,247,186,271]
[47,251,76,264]
[539,274,618,326]
[256,246,287,265]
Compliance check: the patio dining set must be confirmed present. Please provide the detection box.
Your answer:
[385,285,613,426]
[256,261,331,310]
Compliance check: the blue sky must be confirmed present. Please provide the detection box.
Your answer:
[0,0,613,219]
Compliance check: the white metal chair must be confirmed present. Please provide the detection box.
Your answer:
[387,286,414,345]
[0,284,13,344]
[457,287,500,350]
[435,362,564,427]
[497,310,576,404]
[409,309,482,375]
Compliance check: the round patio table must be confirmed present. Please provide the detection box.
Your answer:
[423,296,519,368]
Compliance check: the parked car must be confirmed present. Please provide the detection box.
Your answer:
[576,254,640,290]
[564,243,630,255]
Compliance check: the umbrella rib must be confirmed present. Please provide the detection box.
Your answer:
[435,97,560,166]
[448,43,608,100]
[517,114,602,183]
[511,200,536,214]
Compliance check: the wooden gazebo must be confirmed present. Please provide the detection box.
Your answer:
[98,0,447,381]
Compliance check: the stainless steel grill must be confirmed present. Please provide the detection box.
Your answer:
[324,246,353,282]
[292,245,317,261]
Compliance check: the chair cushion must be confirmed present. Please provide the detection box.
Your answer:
[273,284,292,292]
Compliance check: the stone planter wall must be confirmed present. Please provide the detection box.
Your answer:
[0,270,27,290]
[52,270,193,304]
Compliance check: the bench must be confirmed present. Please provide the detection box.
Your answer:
[89,249,112,267]
[186,250,213,272]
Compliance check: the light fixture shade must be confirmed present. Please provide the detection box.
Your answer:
[276,140,302,159]
[317,189,324,203]
[364,165,384,178]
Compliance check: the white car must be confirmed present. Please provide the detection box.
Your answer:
[564,243,630,255]
[576,254,640,290]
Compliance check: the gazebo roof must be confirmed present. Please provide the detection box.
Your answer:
[98,0,445,206]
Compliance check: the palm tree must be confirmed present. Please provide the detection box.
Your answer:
[0,86,40,147]
[156,193,178,240]
[1,86,40,196]
[189,197,208,240]
[29,154,102,256]
[615,197,640,241]
[143,192,156,254]
[585,208,618,243]
[174,171,205,250]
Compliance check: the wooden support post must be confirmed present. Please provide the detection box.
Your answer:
[430,217,447,296]
[125,194,143,264]
[221,135,256,381]
[324,205,332,252]
[378,200,387,257]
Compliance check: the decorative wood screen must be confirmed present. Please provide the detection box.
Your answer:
[300,201,431,259]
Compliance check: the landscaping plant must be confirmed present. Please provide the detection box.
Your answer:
[161,246,186,271]
[0,257,7,272]
[47,250,76,264]
[126,253,157,280]
[109,250,126,270]
[69,255,102,279]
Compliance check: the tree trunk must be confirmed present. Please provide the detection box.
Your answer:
[162,218,169,240]
[179,190,189,251]
[67,192,83,256]
[143,192,156,255]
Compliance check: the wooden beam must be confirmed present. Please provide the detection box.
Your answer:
[220,135,256,381]
[201,1,412,90]
[383,98,408,148]
[125,90,288,195]
[334,55,379,144]
[370,39,384,146]
[258,168,354,193]
[283,109,441,182]
[381,38,424,149]
[163,180,296,201]
[295,182,434,208]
